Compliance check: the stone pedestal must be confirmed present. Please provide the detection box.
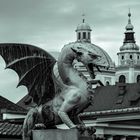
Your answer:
[32,129,93,140]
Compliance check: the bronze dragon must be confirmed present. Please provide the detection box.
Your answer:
[0,43,109,140]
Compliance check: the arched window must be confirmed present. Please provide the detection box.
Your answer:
[130,55,133,59]
[106,81,110,86]
[83,32,86,39]
[137,75,140,83]
[119,75,126,83]
[78,32,81,40]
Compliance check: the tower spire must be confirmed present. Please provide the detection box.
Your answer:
[125,8,133,31]
[128,8,131,24]
[119,10,139,51]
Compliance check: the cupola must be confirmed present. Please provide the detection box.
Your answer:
[76,15,92,43]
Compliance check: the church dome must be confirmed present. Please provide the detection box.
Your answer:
[76,22,91,31]
[120,43,139,51]
[65,42,114,68]
[84,43,114,68]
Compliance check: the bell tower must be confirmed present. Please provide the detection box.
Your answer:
[116,10,140,83]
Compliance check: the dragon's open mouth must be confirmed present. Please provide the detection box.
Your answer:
[87,63,95,79]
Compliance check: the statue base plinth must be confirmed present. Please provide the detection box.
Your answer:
[32,129,93,140]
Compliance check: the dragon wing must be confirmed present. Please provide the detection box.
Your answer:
[0,43,56,105]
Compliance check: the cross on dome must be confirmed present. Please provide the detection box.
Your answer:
[82,13,85,23]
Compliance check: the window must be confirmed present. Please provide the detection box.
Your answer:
[119,75,126,83]
[88,32,90,39]
[122,55,124,60]
[83,32,86,39]
[106,81,110,86]
[137,75,140,83]
[138,55,139,59]
[78,32,81,40]
[130,55,133,59]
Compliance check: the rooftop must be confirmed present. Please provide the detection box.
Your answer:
[0,95,27,113]
[81,83,140,118]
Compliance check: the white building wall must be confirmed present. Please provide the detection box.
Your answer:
[116,68,140,83]
[3,113,26,120]
[129,67,135,83]
[95,72,116,85]
[81,70,116,85]
[115,70,129,83]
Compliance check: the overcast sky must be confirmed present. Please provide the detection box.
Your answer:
[0,0,140,103]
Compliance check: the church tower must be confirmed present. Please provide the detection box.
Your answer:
[116,11,140,83]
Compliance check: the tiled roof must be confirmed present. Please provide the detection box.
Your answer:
[0,122,22,136]
[83,83,140,116]
[0,95,26,112]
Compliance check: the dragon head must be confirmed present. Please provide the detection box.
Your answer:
[71,46,107,79]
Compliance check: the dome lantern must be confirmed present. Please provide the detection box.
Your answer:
[76,14,92,43]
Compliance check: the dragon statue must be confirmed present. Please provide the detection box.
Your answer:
[0,43,109,140]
